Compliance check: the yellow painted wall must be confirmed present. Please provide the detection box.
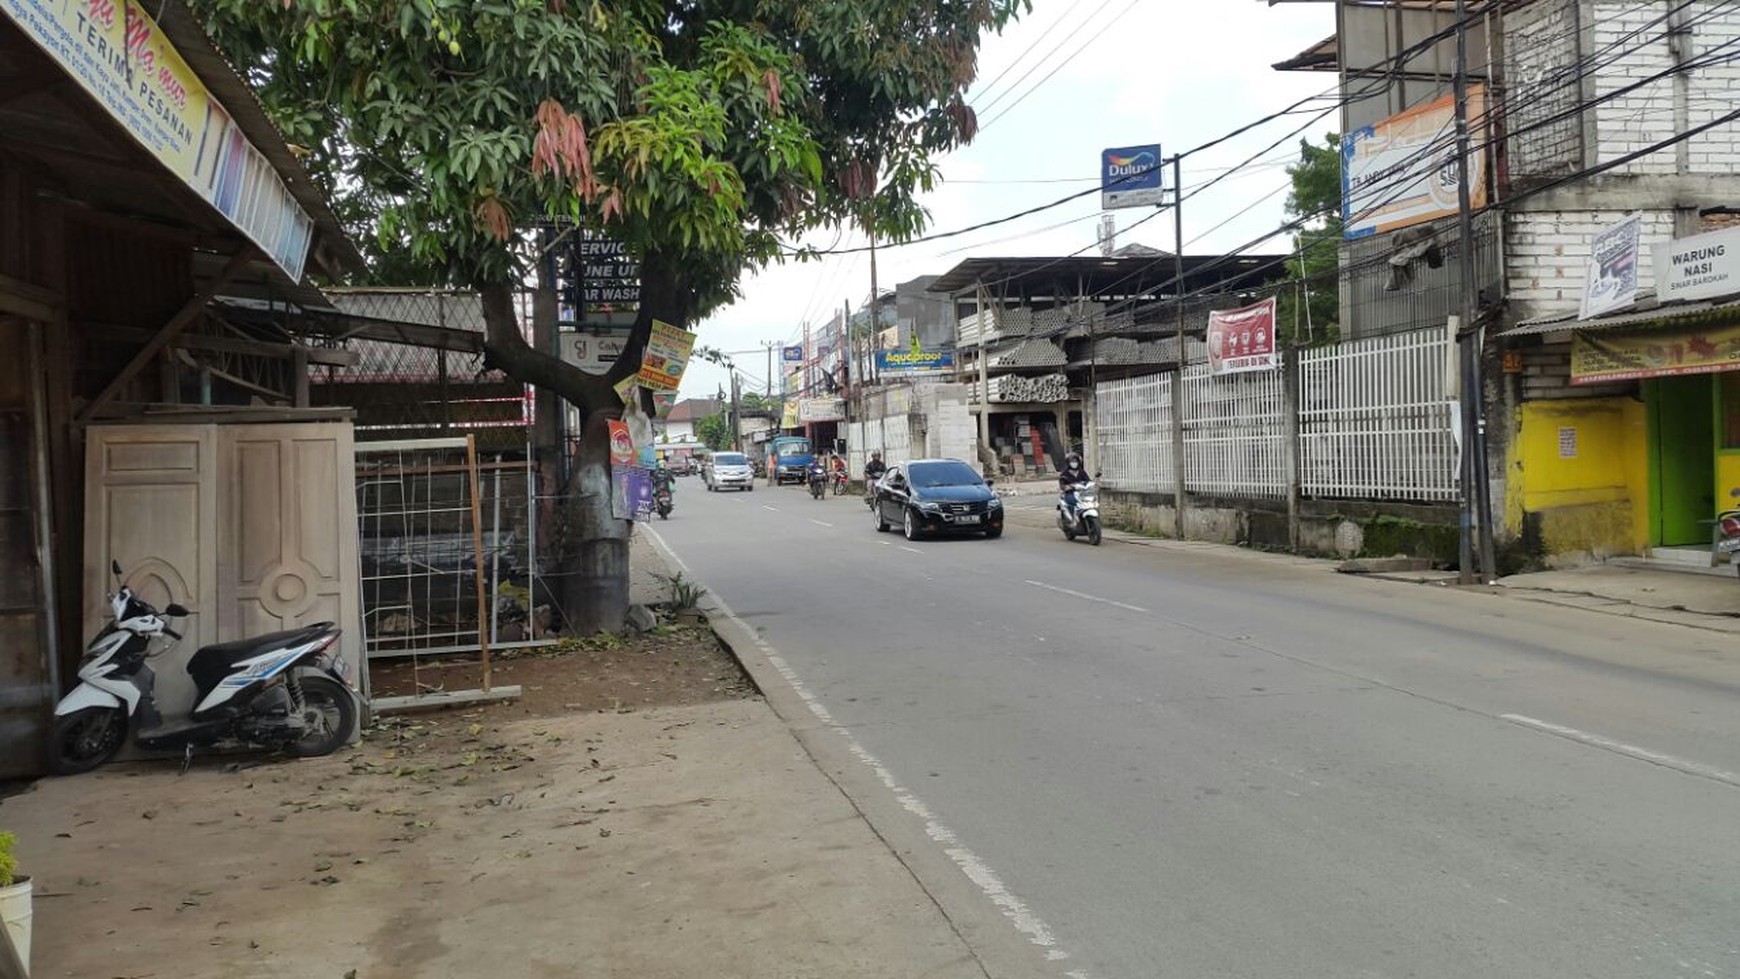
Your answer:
[1509,398,1648,562]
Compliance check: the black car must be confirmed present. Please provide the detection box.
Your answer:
[870,459,1004,540]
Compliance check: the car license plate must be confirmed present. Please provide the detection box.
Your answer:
[957,514,981,525]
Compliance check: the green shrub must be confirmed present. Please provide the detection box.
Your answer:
[0,831,17,887]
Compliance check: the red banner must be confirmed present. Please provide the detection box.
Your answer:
[607,419,634,467]
[1207,298,1280,376]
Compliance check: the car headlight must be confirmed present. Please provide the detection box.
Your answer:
[917,500,942,512]
[987,497,1003,508]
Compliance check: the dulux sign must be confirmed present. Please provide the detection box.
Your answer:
[1101,144,1163,210]
[1652,226,1740,303]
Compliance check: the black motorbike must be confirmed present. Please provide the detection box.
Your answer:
[48,561,362,775]
[655,484,674,519]
[808,464,827,499]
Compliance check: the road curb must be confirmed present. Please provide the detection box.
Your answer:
[639,526,1067,979]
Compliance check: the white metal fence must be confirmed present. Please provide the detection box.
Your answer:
[1299,329,1457,502]
[1094,326,1458,503]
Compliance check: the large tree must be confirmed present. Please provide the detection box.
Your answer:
[194,0,1026,630]
[1277,133,1342,345]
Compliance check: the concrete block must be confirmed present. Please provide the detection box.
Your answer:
[1337,557,1435,575]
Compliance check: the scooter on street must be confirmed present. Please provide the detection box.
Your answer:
[808,464,828,500]
[1717,488,1740,576]
[831,469,850,495]
[654,484,674,519]
[1058,479,1103,546]
[48,561,361,775]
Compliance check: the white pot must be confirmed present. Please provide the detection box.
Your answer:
[0,876,30,975]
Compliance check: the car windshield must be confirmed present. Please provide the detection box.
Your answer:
[775,440,811,456]
[907,461,982,489]
[714,453,746,466]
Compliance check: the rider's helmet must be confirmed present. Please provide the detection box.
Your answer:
[1066,453,1082,469]
[871,450,882,459]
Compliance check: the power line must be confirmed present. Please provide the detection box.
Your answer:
[977,0,1144,133]
[971,0,1126,117]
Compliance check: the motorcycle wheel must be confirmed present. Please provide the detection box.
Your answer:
[1085,515,1102,546]
[659,508,669,520]
[286,676,357,758]
[1058,512,1077,541]
[49,706,127,775]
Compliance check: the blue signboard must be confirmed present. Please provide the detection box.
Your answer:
[1101,144,1163,210]
[875,348,956,377]
[782,344,804,363]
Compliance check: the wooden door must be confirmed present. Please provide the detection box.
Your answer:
[84,426,220,718]
[219,424,362,667]
[0,319,51,778]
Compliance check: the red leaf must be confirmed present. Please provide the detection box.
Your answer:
[763,68,782,113]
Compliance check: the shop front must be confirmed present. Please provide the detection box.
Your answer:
[1504,298,1740,564]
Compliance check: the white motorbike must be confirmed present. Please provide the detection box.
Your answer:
[1058,480,1103,546]
[48,561,362,775]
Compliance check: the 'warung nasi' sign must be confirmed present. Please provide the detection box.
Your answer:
[1,0,316,280]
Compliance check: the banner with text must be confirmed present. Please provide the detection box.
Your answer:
[1,0,315,279]
[875,347,956,377]
[1580,212,1644,320]
[1206,298,1280,376]
[638,319,696,391]
[1653,226,1740,303]
[1571,322,1740,385]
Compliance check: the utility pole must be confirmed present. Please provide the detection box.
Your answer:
[1453,0,1496,583]
[729,370,743,451]
[1170,154,1187,541]
[763,340,776,398]
[868,230,881,385]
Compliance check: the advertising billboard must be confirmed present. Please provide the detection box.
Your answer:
[1101,144,1164,210]
[1653,226,1740,304]
[1342,87,1487,240]
[875,347,956,377]
[559,332,629,374]
[1580,213,1644,320]
[783,344,804,364]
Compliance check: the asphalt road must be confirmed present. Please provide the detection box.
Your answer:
[653,478,1740,979]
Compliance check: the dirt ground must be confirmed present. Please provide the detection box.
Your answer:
[366,623,758,718]
[0,530,987,979]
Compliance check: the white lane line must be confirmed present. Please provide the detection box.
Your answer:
[762,505,781,513]
[899,545,924,555]
[1501,714,1740,787]
[809,519,834,528]
[639,524,1078,970]
[1025,579,1148,614]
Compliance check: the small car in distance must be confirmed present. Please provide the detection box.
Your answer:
[704,451,755,492]
[870,458,1003,540]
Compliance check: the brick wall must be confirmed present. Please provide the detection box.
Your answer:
[1505,0,1584,182]
[1516,339,1637,401]
[1589,1,1680,176]
[1684,1,1740,170]
[1505,208,1677,321]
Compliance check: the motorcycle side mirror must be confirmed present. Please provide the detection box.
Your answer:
[985,477,996,486]
[1095,471,1103,479]
[164,603,190,617]
[111,559,123,578]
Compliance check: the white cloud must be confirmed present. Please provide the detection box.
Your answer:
[682,0,1333,399]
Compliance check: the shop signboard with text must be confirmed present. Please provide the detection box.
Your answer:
[559,332,628,374]
[1206,298,1280,376]
[1652,226,1740,303]
[1580,213,1643,320]
[638,319,696,391]
[875,345,955,377]
[798,398,846,424]
[1,0,315,279]
[1571,323,1740,384]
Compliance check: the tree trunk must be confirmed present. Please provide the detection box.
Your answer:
[474,253,695,636]
[562,410,632,633]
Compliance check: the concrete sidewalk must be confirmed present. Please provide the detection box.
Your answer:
[0,528,1007,979]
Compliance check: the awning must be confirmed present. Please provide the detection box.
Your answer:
[1502,291,1740,337]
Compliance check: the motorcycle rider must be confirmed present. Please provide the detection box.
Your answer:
[864,450,887,484]
[1059,452,1091,519]
[807,456,828,494]
[653,461,676,498]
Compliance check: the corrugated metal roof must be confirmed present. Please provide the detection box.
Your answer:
[1502,292,1740,336]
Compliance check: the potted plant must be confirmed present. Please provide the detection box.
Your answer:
[0,830,30,973]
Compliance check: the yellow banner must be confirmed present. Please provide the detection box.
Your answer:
[638,319,696,391]
[1,0,314,278]
[1572,322,1740,385]
[781,399,799,429]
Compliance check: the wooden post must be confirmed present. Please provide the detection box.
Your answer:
[466,435,492,692]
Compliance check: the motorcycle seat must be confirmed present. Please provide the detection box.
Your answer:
[187,623,336,688]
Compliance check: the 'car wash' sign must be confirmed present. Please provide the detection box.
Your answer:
[1653,226,1740,303]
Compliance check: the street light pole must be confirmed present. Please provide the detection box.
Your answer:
[1453,0,1497,583]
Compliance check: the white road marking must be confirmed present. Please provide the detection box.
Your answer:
[1025,579,1148,614]
[762,505,781,513]
[809,519,834,528]
[1501,714,1740,787]
[899,546,924,555]
[641,525,1080,971]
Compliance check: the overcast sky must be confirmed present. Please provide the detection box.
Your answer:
[677,0,1336,402]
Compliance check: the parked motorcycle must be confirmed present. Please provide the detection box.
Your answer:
[808,464,828,500]
[1717,489,1740,575]
[1058,480,1103,546]
[654,484,674,519]
[831,469,849,496]
[48,561,360,775]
